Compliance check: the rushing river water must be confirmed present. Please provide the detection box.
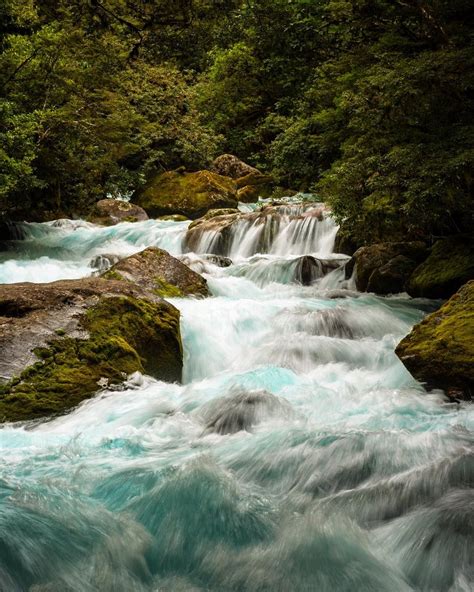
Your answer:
[0,206,473,592]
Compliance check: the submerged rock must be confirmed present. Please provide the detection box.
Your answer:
[87,199,148,226]
[0,278,182,422]
[199,388,291,435]
[102,247,209,298]
[396,280,474,400]
[407,236,474,299]
[353,242,428,293]
[133,170,238,219]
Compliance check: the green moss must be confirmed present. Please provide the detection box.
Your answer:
[408,236,474,298]
[102,269,126,281]
[0,296,182,423]
[153,277,185,298]
[396,281,474,398]
[135,170,238,219]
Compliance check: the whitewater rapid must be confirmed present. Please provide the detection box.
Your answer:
[0,209,473,592]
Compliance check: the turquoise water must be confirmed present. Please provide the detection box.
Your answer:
[0,215,472,591]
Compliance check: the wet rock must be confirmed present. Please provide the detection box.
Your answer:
[0,278,183,422]
[201,254,233,268]
[199,388,292,435]
[367,255,419,295]
[211,154,260,179]
[294,256,325,285]
[87,199,148,226]
[185,212,241,255]
[185,202,330,257]
[396,280,474,400]
[188,208,241,230]
[89,253,122,273]
[133,170,238,219]
[353,242,428,293]
[407,235,474,299]
[102,247,209,298]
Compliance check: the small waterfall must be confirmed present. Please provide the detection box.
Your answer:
[185,203,339,258]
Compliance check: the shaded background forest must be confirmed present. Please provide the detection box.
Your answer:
[1,0,473,243]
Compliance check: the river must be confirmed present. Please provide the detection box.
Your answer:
[0,204,472,591]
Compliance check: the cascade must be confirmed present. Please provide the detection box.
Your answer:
[0,200,472,592]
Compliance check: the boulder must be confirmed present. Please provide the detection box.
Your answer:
[0,278,182,422]
[103,247,209,298]
[396,281,474,400]
[87,199,148,226]
[211,154,260,179]
[198,388,292,435]
[367,255,419,295]
[353,242,428,293]
[407,236,474,299]
[133,170,238,219]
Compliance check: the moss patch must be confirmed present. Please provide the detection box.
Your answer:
[396,280,474,399]
[0,296,182,422]
[153,278,185,298]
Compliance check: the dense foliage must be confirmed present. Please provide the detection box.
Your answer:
[1,0,473,241]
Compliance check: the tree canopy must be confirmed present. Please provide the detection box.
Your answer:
[1,0,473,241]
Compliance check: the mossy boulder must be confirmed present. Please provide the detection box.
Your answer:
[103,247,209,298]
[407,236,474,299]
[133,170,238,219]
[353,242,428,293]
[0,278,182,422]
[396,281,474,400]
[87,199,148,226]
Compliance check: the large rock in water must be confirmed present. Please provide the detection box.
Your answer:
[0,278,182,422]
[103,247,209,297]
[133,170,238,219]
[407,236,474,299]
[352,242,428,293]
[396,281,474,400]
[87,199,148,226]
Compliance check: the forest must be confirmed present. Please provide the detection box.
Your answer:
[2,0,473,244]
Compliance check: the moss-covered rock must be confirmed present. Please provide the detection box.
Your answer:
[396,281,474,400]
[133,170,238,219]
[407,236,474,299]
[353,242,428,293]
[0,278,182,422]
[103,247,209,298]
[87,199,148,226]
